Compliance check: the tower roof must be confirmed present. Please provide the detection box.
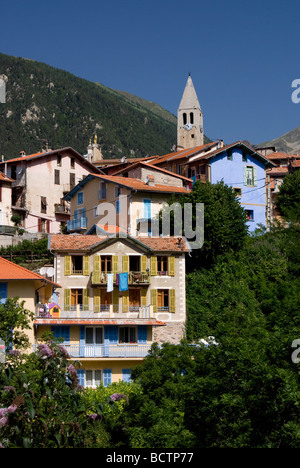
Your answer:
[178,75,201,111]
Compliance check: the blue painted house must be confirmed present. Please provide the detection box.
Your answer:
[184,141,276,231]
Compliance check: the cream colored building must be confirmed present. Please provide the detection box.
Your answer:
[0,171,13,231]
[35,233,189,387]
[64,164,191,236]
[0,147,101,234]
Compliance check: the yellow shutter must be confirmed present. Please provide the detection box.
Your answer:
[83,289,89,311]
[112,255,118,281]
[94,289,100,313]
[122,255,129,272]
[141,288,147,306]
[64,289,71,311]
[169,289,175,313]
[150,256,157,275]
[83,256,89,276]
[93,256,101,283]
[151,289,157,313]
[122,291,129,313]
[113,289,119,312]
[141,255,147,273]
[168,256,175,276]
[65,256,71,276]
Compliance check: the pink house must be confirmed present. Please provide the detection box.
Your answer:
[0,147,101,234]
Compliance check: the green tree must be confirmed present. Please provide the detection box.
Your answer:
[0,298,34,351]
[275,170,300,222]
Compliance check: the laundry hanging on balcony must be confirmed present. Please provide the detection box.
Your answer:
[107,273,114,292]
[119,272,128,291]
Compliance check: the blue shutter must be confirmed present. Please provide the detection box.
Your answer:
[77,369,85,388]
[143,199,151,219]
[0,283,8,304]
[104,326,118,344]
[122,368,131,383]
[103,369,112,387]
[80,326,85,357]
[138,326,147,344]
[51,326,70,343]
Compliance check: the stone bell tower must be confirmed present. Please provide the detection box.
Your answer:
[177,74,204,150]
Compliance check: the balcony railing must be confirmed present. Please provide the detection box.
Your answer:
[67,217,87,232]
[33,343,151,358]
[36,304,154,319]
[91,271,150,285]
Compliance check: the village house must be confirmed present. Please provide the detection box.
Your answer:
[63,167,191,237]
[0,256,60,352]
[0,147,101,235]
[31,233,190,387]
[0,171,14,233]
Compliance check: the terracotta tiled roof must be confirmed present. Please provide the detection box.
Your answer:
[49,234,190,253]
[152,142,218,165]
[90,174,191,193]
[0,171,12,182]
[267,152,300,160]
[0,257,61,287]
[112,161,192,182]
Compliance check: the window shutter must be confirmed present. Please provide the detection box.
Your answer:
[103,369,112,387]
[141,288,147,306]
[151,289,157,313]
[168,256,175,276]
[80,326,85,357]
[254,167,257,186]
[138,326,147,344]
[104,326,118,343]
[150,256,157,275]
[122,291,129,313]
[243,167,247,186]
[65,255,71,276]
[93,256,101,283]
[113,289,119,312]
[64,289,71,311]
[122,255,129,273]
[122,369,131,383]
[83,289,89,311]
[83,256,89,276]
[169,289,176,313]
[94,289,100,312]
[112,255,118,281]
[77,369,85,388]
[141,255,147,273]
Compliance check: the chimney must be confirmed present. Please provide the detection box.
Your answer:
[19,151,26,157]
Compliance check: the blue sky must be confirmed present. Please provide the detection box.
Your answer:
[0,0,299,146]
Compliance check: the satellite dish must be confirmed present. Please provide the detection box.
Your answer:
[47,267,54,277]
[40,267,46,275]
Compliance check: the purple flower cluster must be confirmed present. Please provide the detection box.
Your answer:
[110,393,127,402]
[0,404,17,427]
[68,364,78,381]
[37,343,53,358]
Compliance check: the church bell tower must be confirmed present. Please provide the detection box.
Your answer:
[177,74,203,150]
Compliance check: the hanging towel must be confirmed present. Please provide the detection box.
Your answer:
[107,273,114,292]
[116,273,119,285]
[119,272,128,291]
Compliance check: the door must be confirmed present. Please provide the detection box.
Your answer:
[85,327,103,357]
[129,289,140,312]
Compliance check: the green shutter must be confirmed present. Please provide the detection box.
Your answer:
[93,256,101,283]
[83,289,89,311]
[254,167,257,186]
[150,256,157,275]
[168,256,175,276]
[122,255,129,273]
[169,289,175,313]
[151,289,157,313]
[141,255,147,273]
[83,256,89,276]
[112,255,118,282]
[122,291,129,313]
[94,289,100,313]
[65,256,71,276]
[64,289,71,311]
[243,167,247,186]
[141,288,147,306]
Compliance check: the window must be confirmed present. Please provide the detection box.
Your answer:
[157,289,169,311]
[116,199,120,214]
[54,169,60,185]
[183,113,187,125]
[227,149,233,161]
[245,209,254,221]
[242,151,247,162]
[70,157,75,169]
[98,182,107,200]
[157,256,168,275]
[115,186,121,197]
[122,369,131,383]
[86,327,103,345]
[71,289,83,310]
[233,187,242,196]
[41,196,47,214]
[51,326,70,343]
[129,255,140,272]
[119,327,137,343]
[77,191,84,205]
[86,370,101,388]
[57,155,62,166]
[71,255,83,274]
[245,166,254,186]
[190,112,194,124]
[101,255,112,273]
[70,173,75,189]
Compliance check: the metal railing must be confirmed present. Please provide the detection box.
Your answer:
[33,343,151,358]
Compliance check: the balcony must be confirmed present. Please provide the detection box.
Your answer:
[91,271,150,285]
[35,304,154,320]
[67,217,87,232]
[33,342,151,358]
[54,203,70,215]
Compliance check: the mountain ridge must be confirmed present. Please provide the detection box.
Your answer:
[257,125,300,154]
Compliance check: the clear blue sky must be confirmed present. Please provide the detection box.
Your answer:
[0,0,299,145]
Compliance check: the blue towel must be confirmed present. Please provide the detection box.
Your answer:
[107,273,114,292]
[119,272,128,291]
